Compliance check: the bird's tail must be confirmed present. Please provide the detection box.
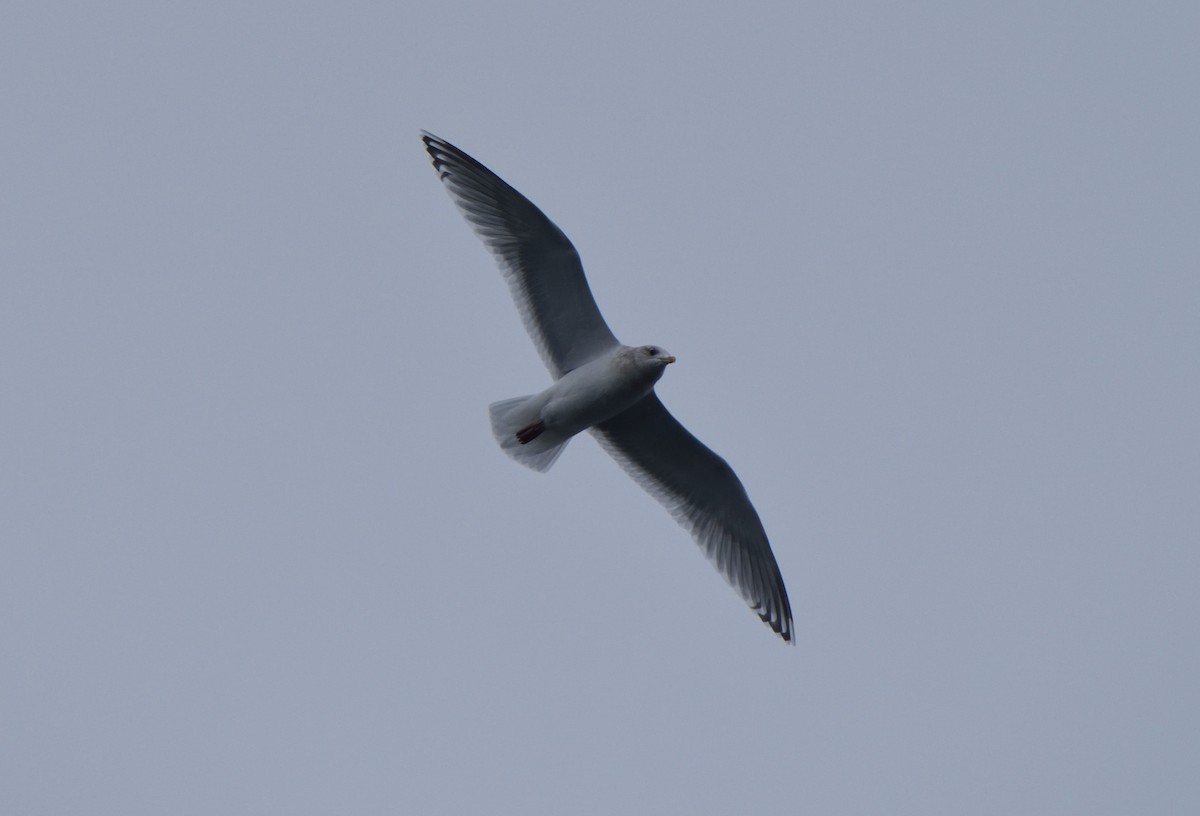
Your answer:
[488,396,570,473]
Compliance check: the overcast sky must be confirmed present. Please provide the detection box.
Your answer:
[3,2,1198,814]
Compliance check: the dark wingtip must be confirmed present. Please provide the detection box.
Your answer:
[762,612,794,644]
[757,591,794,644]
[420,131,451,178]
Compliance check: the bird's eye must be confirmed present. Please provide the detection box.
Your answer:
[647,347,658,356]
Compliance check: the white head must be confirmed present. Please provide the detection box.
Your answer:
[618,344,676,385]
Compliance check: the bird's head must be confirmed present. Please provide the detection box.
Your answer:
[639,345,676,365]
[633,344,676,382]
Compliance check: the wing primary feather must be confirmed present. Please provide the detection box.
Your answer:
[593,393,793,643]
[421,132,621,376]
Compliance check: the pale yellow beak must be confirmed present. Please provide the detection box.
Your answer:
[661,355,677,364]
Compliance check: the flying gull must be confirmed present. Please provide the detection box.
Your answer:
[421,132,793,643]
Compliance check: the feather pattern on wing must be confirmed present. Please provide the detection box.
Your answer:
[592,394,793,642]
[422,132,620,377]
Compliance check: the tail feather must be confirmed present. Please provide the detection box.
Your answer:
[488,396,569,472]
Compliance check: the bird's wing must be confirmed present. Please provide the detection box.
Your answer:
[591,393,793,642]
[422,132,621,377]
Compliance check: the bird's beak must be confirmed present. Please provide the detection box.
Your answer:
[661,355,677,364]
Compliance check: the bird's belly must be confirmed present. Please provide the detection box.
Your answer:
[540,367,651,434]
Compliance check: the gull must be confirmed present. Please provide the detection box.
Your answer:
[422,132,793,643]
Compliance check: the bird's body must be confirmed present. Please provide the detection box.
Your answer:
[422,132,794,643]
[487,344,674,472]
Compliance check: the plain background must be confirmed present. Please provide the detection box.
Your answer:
[3,2,1197,813]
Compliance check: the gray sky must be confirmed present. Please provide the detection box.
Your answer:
[3,2,1198,813]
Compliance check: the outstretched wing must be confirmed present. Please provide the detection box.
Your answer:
[592,393,793,642]
[422,132,620,377]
